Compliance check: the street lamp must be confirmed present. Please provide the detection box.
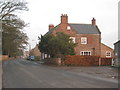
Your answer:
[0,19,3,56]
[28,39,35,56]
[28,39,36,60]
[0,19,2,60]
[29,42,31,56]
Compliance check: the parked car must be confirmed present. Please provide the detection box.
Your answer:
[27,56,35,61]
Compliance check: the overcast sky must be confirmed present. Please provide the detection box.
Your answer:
[20,0,119,49]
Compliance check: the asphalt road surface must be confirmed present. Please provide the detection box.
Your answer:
[2,59,118,88]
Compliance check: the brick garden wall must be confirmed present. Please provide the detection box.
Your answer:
[43,55,112,66]
[43,58,61,65]
[63,55,112,66]
[63,55,99,66]
[101,58,112,66]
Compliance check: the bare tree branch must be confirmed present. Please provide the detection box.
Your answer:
[0,0,28,19]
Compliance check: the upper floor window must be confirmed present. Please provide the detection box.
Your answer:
[80,51,91,55]
[106,51,111,57]
[81,37,87,44]
[70,37,75,43]
[67,26,71,30]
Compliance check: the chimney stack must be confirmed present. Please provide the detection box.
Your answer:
[61,14,68,24]
[49,24,54,30]
[92,18,96,25]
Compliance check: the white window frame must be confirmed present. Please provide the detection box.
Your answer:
[45,54,47,58]
[67,26,71,30]
[106,51,111,57]
[80,51,91,56]
[81,37,87,44]
[70,37,75,43]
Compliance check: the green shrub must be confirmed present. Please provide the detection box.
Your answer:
[34,56,41,61]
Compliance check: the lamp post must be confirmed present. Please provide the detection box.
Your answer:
[29,43,31,57]
[28,39,37,60]
[0,19,3,60]
[28,39,35,56]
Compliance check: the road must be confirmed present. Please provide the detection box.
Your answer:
[2,59,118,88]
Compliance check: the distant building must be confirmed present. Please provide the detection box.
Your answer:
[23,51,29,58]
[114,40,120,67]
[30,44,41,57]
[43,14,114,58]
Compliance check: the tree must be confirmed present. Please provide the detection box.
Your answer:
[0,0,28,57]
[0,0,28,19]
[38,34,53,57]
[38,32,77,59]
[2,15,28,57]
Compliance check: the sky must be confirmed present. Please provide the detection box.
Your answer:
[19,0,119,50]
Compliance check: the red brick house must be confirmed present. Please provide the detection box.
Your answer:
[45,14,114,58]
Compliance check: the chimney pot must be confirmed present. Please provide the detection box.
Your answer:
[49,24,54,30]
[92,17,96,25]
[61,14,68,24]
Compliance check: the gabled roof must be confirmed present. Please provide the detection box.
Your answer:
[45,23,101,35]
[70,24,101,34]
[45,25,59,36]
[101,43,113,50]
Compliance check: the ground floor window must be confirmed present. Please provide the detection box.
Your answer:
[44,54,47,58]
[80,51,91,55]
[106,51,111,57]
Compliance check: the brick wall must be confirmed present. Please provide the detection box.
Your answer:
[63,55,112,66]
[52,24,77,37]
[75,34,101,56]
[43,56,112,66]
[43,58,61,65]
[64,55,99,66]
[101,58,112,66]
